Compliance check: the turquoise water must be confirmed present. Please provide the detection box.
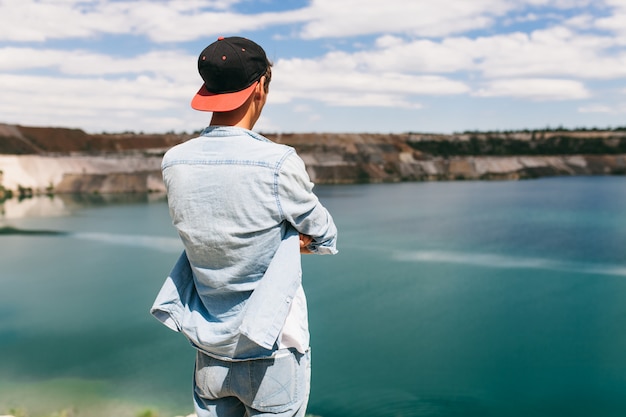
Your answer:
[1,177,626,417]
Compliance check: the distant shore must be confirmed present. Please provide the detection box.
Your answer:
[1,123,626,197]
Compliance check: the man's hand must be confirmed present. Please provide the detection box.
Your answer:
[299,233,313,254]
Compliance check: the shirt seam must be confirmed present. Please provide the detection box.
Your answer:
[273,149,296,221]
[162,159,275,170]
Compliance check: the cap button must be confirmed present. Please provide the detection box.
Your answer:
[217,36,225,41]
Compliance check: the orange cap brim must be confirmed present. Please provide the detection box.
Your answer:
[191,81,258,112]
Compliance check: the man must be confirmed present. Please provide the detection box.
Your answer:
[150,36,338,417]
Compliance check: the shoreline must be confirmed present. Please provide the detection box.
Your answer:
[2,123,626,196]
[1,153,625,199]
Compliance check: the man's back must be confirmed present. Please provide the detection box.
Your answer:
[163,126,296,294]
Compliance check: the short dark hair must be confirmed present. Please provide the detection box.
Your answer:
[262,61,272,94]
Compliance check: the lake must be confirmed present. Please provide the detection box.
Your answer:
[1,177,626,417]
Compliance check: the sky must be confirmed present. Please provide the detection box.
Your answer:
[1,0,626,134]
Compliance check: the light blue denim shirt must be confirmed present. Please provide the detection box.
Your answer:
[151,126,337,360]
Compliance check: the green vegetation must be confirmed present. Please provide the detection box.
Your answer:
[0,169,8,202]
[0,186,12,202]
[408,133,626,157]
[1,408,156,417]
[458,125,626,134]
[48,408,76,417]
[135,409,159,417]
[0,378,189,417]
[17,185,34,200]
[6,408,28,417]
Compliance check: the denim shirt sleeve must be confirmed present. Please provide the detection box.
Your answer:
[277,152,338,255]
[238,225,301,349]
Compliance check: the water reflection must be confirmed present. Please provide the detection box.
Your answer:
[0,192,167,220]
[0,225,67,236]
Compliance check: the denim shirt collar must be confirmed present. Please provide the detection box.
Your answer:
[200,126,271,144]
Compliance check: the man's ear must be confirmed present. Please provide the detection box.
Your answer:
[254,78,267,102]
[259,76,268,95]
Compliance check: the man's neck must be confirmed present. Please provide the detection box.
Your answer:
[210,112,252,130]
[209,92,261,130]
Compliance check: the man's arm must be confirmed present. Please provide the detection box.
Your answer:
[278,152,338,255]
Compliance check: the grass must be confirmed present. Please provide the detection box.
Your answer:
[0,378,186,417]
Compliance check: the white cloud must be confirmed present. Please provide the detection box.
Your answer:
[296,0,510,39]
[578,103,626,113]
[1,0,626,133]
[563,13,596,29]
[293,0,611,40]
[0,0,620,46]
[474,78,591,100]
[126,7,299,43]
[0,0,131,41]
[309,92,423,109]
[0,47,194,81]
[0,0,288,42]
[0,72,199,132]
[360,37,477,74]
[474,28,626,79]
[578,104,614,113]
[0,73,184,109]
[293,104,313,113]
[521,0,596,8]
[356,27,626,80]
[595,13,626,36]
[270,53,469,108]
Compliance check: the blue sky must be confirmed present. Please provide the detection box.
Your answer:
[1,0,626,134]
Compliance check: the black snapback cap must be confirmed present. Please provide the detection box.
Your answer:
[191,36,269,112]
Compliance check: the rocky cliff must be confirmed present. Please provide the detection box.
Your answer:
[268,131,626,183]
[1,123,626,196]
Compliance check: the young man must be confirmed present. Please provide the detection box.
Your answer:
[151,37,338,417]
